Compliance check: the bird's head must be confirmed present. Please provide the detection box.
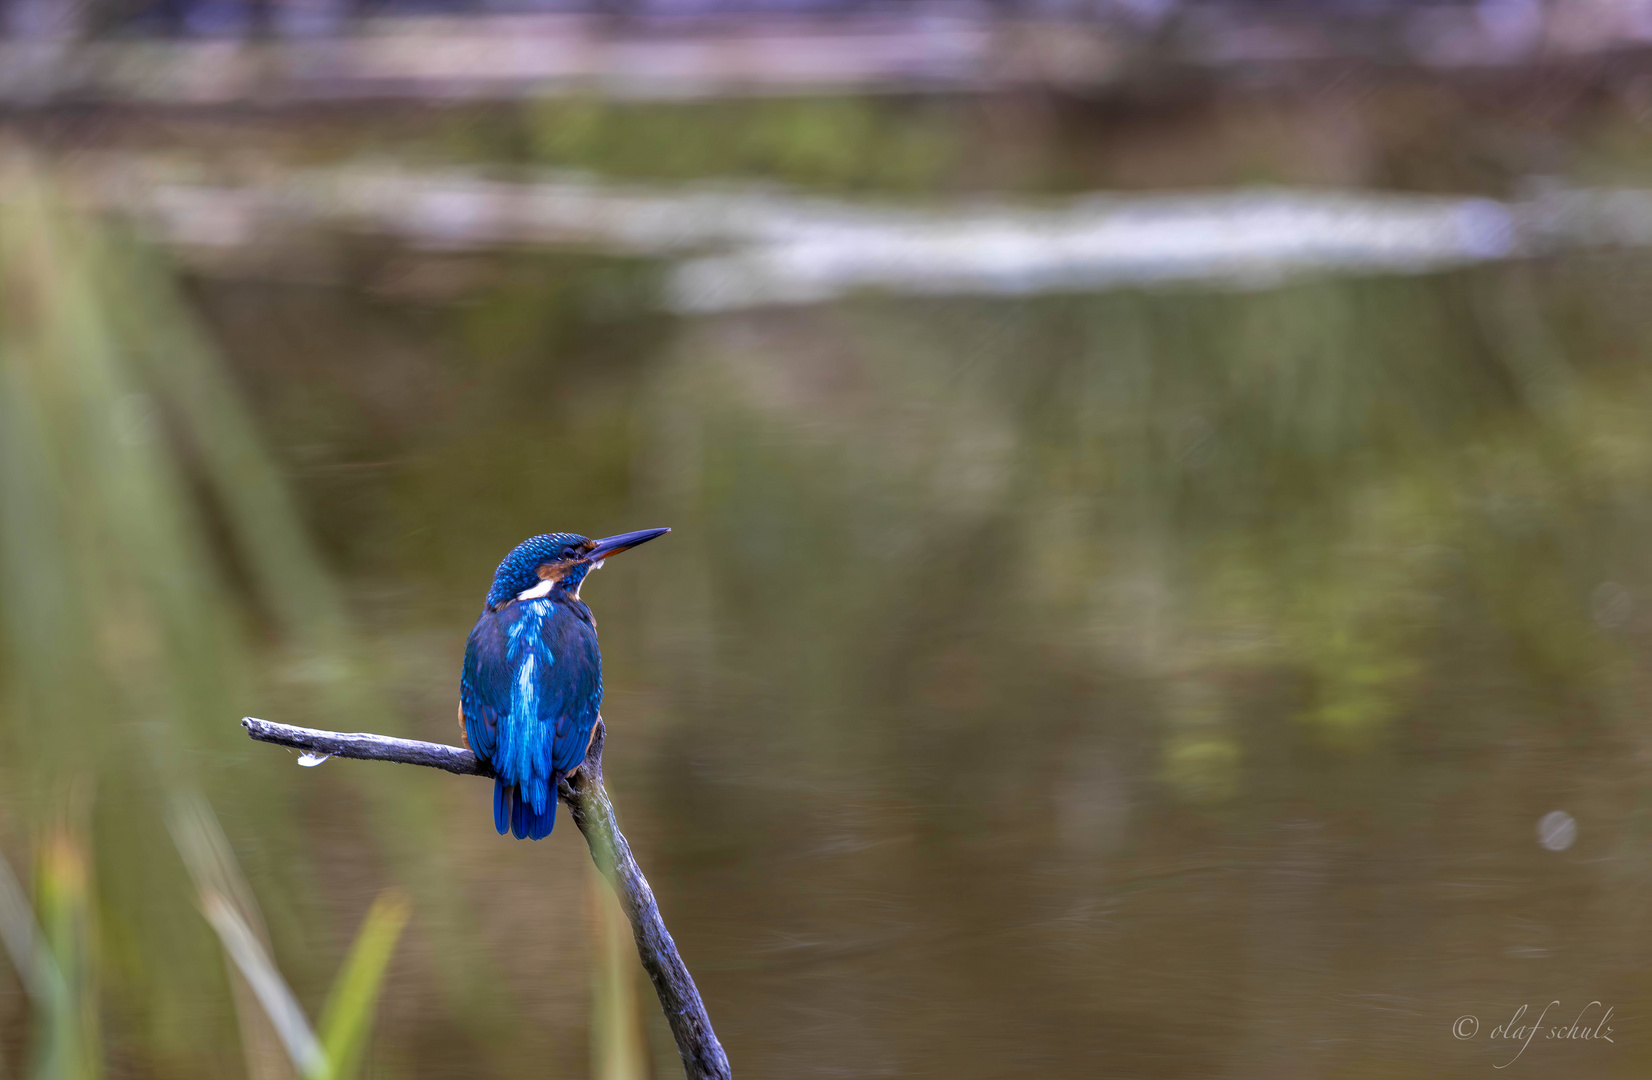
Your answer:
[485,528,670,609]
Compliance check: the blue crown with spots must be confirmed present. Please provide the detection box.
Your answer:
[484,533,592,608]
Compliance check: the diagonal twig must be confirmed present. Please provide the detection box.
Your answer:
[240,715,732,1080]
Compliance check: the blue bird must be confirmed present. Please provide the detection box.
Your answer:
[460,527,669,840]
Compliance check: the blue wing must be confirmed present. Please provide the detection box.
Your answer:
[540,604,603,774]
[460,609,510,761]
[460,598,602,839]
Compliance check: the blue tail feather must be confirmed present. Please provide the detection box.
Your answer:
[494,778,556,840]
[493,779,510,835]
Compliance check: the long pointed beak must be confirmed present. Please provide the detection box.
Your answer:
[586,527,670,563]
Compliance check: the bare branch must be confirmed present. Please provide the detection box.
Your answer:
[241,718,488,776]
[240,715,732,1080]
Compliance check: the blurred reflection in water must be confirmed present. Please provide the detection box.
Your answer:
[9,171,1652,1077]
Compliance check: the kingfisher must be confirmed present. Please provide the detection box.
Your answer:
[460,527,669,839]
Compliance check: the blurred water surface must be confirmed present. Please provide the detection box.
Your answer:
[201,242,1652,1078]
[8,121,1652,1078]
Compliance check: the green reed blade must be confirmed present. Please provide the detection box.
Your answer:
[316,890,411,1080]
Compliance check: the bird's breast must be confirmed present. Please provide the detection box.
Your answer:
[505,598,555,656]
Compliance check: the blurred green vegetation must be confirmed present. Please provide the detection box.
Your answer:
[120,83,1652,197]
[0,151,534,1079]
[30,826,100,1080]
[171,794,409,1080]
[1,153,258,1074]
[0,803,409,1080]
[517,97,964,195]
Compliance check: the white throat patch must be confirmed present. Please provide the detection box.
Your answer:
[515,578,556,601]
[516,559,603,603]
